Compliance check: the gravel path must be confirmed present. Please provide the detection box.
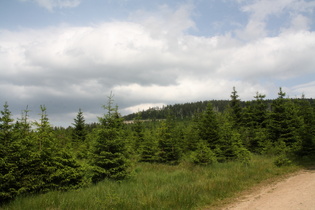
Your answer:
[222,168,315,210]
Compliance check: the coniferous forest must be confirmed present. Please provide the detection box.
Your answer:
[1,87,315,206]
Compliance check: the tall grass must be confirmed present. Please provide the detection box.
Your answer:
[1,155,300,210]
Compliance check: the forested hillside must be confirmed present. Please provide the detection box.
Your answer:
[1,87,315,205]
[124,97,314,121]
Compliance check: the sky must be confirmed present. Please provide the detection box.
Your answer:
[1,0,315,127]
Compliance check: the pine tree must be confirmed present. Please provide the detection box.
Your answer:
[183,117,200,152]
[139,130,159,163]
[218,113,251,162]
[268,88,303,154]
[0,102,14,146]
[91,93,130,182]
[132,113,145,152]
[157,114,182,164]
[24,105,84,194]
[72,108,87,142]
[228,87,243,127]
[197,102,221,150]
[295,97,315,156]
[0,102,19,203]
[268,88,287,144]
[241,93,268,152]
[252,92,268,128]
[190,140,217,165]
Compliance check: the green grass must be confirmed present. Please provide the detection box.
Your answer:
[1,155,300,210]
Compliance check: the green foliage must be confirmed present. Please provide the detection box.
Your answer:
[72,108,87,142]
[274,155,292,167]
[139,131,159,163]
[157,115,182,164]
[228,87,243,127]
[2,88,315,206]
[197,102,221,150]
[268,88,303,154]
[252,92,268,128]
[131,113,145,152]
[0,104,84,204]
[90,93,131,182]
[218,115,251,162]
[0,102,19,202]
[190,141,217,165]
[2,156,300,210]
[295,98,315,156]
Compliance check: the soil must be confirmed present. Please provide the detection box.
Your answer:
[219,167,315,210]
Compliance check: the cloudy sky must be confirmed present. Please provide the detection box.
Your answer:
[1,0,315,127]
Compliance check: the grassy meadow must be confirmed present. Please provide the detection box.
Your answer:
[1,155,301,210]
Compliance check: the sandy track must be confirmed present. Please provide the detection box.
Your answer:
[222,168,315,210]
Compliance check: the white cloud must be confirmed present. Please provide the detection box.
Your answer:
[1,2,315,126]
[237,0,315,39]
[292,81,315,98]
[20,0,81,11]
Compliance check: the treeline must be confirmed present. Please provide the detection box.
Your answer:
[124,97,315,121]
[1,88,315,204]
[123,100,231,120]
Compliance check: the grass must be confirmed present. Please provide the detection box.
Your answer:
[1,155,301,210]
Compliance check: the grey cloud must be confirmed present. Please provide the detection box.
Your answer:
[1,3,315,126]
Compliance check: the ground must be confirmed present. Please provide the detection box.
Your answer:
[219,167,315,210]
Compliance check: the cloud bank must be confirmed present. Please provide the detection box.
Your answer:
[1,1,315,126]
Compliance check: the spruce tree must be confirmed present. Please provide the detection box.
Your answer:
[252,92,268,128]
[157,114,182,164]
[190,140,217,165]
[268,88,287,144]
[26,105,84,193]
[132,113,145,152]
[228,87,243,127]
[139,130,159,163]
[218,113,251,162]
[268,88,303,154]
[241,93,268,152]
[197,102,221,150]
[91,93,130,182]
[72,108,87,142]
[295,97,315,156]
[0,102,14,146]
[0,102,19,203]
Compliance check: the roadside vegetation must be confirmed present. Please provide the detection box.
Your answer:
[1,87,314,209]
[1,156,302,210]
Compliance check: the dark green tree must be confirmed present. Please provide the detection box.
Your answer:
[218,113,251,162]
[139,130,159,163]
[197,102,221,150]
[91,93,131,182]
[252,92,268,128]
[157,114,182,164]
[132,113,145,152]
[268,88,303,154]
[241,93,268,152]
[29,105,84,193]
[228,87,243,127]
[0,102,19,203]
[190,140,217,166]
[268,88,287,144]
[295,97,315,156]
[0,102,14,146]
[72,108,87,142]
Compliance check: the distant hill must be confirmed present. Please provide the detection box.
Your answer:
[123,98,315,121]
[124,100,231,120]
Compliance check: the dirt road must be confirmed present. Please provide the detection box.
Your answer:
[222,168,315,210]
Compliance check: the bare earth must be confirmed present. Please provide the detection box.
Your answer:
[221,168,315,210]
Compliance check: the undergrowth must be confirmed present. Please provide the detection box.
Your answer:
[1,155,301,210]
